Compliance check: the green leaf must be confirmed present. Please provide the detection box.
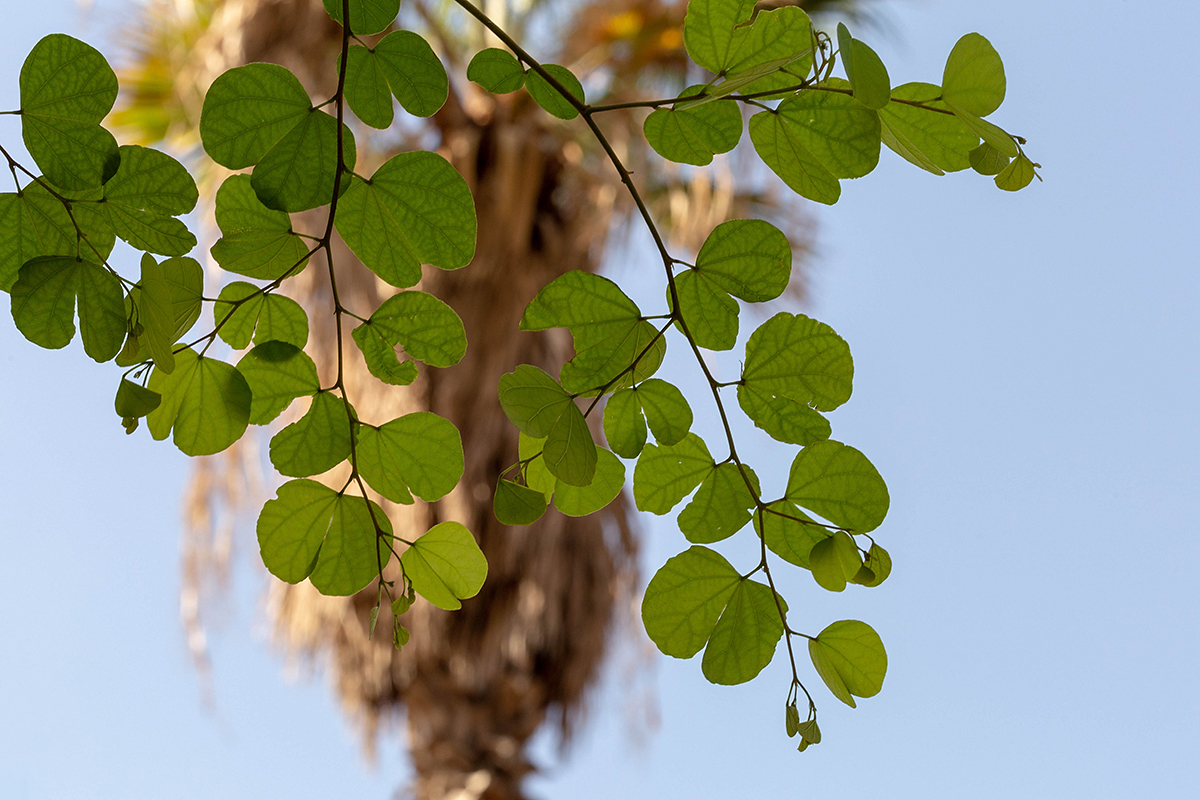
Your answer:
[603,389,647,459]
[269,392,354,477]
[366,290,467,367]
[749,110,840,205]
[106,205,195,257]
[493,479,548,526]
[995,153,1037,191]
[678,463,758,544]
[754,500,827,569]
[836,23,890,110]
[947,105,1018,158]
[0,188,76,291]
[499,364,573,437]
[520,271,665,394]
[786,440,889,532]
[10,256,124,362]
[214,281,263,349]
[879,83,978,174]
[674,269,738,351]
[146,348,251,455]
[742,312,854,412]
[19,34,119,190]
[808,619,887,707]
[211,175,311,281]
[543,400,597,487]
[808,531,861,593]
[942,33,1006,118]
[633,432,714,514]
[642,545,741,658]
[695,219,791,303]
[114,378,161,421]
[797,718,822,746]
[158,257,203,339]
[969,142,1011,176]
[553,446,625,517]
[644,86,742,167]
[854,543,892,587]
[200,63,312,169]
[374,31,449,118]
[352,323,418,386]
[252,109,357,213]
[682,0,755,73]
[257,480,393,595]
[636,378,692,445]
[138,253,178,373]
[401,521,488,611]
[321,0,399,36]
[726,7,813,85]
[335,152,476,286]
[343,46,394,129]
[775,91,881,180]
[737,383,831,446]
[236,341,320,425]
[467,48,526,94]
[701,580,785,685]
[254,294,309,348]
[518,433,557,500]
[525,64,584,120]
[104,145,198,216]
[357,412,463,503]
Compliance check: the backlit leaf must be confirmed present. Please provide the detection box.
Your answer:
[543,400,597,487]
[321,0,399,36]
[357,412,463,503]
[674,268,738,351]
[642,545,741,658]
[636,378,693,445]
[236,341,320,425]
[374,31,448,118]
[701,580,785,685]
[252,109,357,213]
[695,219,792,303]
[468,48,525,94]
[493,480,547,526]
[749,110,840,205]
[525,64,584,120]
[633,432,714,514]
[809,619,887,707]
[837,23,890,110]
[200,63,311,170]
[499,364,573,438]
[211,175,311,281]
[880,83,978,174]
[10,255,124,361]
[737,383,831,446]
[786,440,889,531]
[401,521,487,611]
[269,392,354,477]
[742,312,854,412]
[146,349,251,455]
[678,463,758,544]
[343,45,394,129]
[942,32,1006,117]
[553,446,625,517]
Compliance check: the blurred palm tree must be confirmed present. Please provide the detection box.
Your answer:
[110,0,854,797]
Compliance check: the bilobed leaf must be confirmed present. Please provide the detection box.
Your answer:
[343,45,394,129]
[236,341,320,425]
[855,543,892,587]
[749,110,840,205]
[644,86,742,167]
[682,0,755,73]
[10,255,124,362]
[114,378,161,420]
[642,545,741,658]
[880,83,978,174]
[701,580,785,685]
[633,432,714,514]
[553,447,626,517]
[525,64,584,120]
[367,290,467,367]
[308,495,392,596]
[677,463,758,544]
[138,253,178,373]
[199,63,312,170]
[737,383,831,446]
[105,205,195,257]
[335,152,476,286]
[518,433,557,501]
[20,34,119,190]
[467,48,525,94]
[695,219,792,303]
[214,281,263,349]
[252,109,357,213]
[969,142,1011,175]
[103,145,197,216]
[0,189,75,291]
[146,348,251,456]
[754,500,828,569]
[674,269,739,351]
[159,257,203,339]
[995,153,1037,191]
[401,522,488,611]
[942,32,1006,117]
[352,323,418,386]
[357,412,463,503]
[499,365,573,437]
[809,620,887,706]
[374,31,449,118]
[837,24,890,110]
[725,7,813,88]
[321,0,399,36]
[603,388,647,459]
[775,91,881,179]
[742,312,854,412]
[254,294,309,348]
[494,480,547,526]
[786,440,889,531]
[947,105,1018,157]
[543,401,597,487]
[269,392,354,477]
[635,379,692,445]
[211,175,311,281]
[808,531,861,592]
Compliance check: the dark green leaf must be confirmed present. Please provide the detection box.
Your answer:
[995,153,1037,191]
[642,545,741,658]
[701,580,785,685]
[0,188,75,291]
[321,0,399,36]
[543,400,597,487]
[269,392,354,477]
[374,31,449,118]
[343,45,394,129]
[499,364,572,437]
[252,109,357,213]
[10,255,124,361]
[236,341,320,425]
[400,521,487,610]
[103,145,198,216]
[200,63,311,170]
[114,378,161,420]
[138,253,178,373]
[493,479,548,526]
[525,64,584,120]
[214,281,263,349]
[786,440,889,531]
[467,48,526,94]
[633,432,714,514]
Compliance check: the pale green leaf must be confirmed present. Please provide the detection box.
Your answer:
[754,500,827,569]
[995,153,1037,191]
[254,294,309,348]
[969,142,1011,175]
[138,253,178,373]
[352,323,418,386]
[252,109,357,213]
[786,440,889,532]
[357,412,463,502]
[682,0,755,73]
[214,281,263,349]
[678,463,758,544]
[701,580,785,685]
[947,104,1018,157]
[643,86,742,167]
[674,269,738,351]
[199,63,311,169]
[543,401,597,487]
[642,545,741,658]
[775,91,881,179]
[367,290,467,367]
[633,432,714,514]
[401,521,488,610]
[880,82,978,174]
[269,392,354,477]
[837,24,890,110]
[146,349,251,455]
[808,531,861,592]
[308,494,392,596]
[636,378,692,445]
[553,446,625,517]
[749,110,840,205]
[499,364,572,438]
[737,383,831,446]
[603,388,647,459]
[10,255,124,361]
[114,378,160,421]
[236,341,320,425]
[942,32,1006,117]
[726,7,813,84]
[742,312,854,412]
[695,219,791,303]
[211,175,311,280]
[809,619,887,705]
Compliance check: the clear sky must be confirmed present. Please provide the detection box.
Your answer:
[2,1,1198,798]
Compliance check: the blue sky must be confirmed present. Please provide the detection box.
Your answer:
[2,1,1198,798]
